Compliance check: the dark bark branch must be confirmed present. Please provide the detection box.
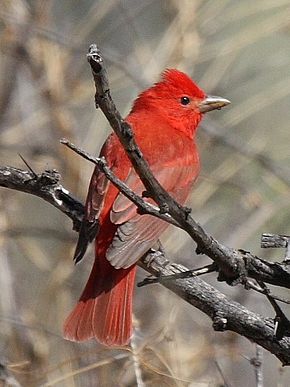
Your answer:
[137,263,217,287]
[261,233,290,249]
[245,279,290,305]
[139,251,290,366]
[0,165,84,230]
[86,44,290,289]
[60,138,178,227]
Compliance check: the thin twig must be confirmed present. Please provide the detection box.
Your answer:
[18,154,37,178]
[251,345,263,387]
[137,263,217,287]
[244,279,290,305]
[130,332,145,387]
[257,281,290,340]
[214,360,231,387]
[60,138,178,227]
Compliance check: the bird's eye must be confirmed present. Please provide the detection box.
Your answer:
[180,96,190,105]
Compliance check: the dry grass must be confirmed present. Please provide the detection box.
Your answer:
[1,0,290,385]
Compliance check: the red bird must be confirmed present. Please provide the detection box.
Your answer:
[64,69,230,346]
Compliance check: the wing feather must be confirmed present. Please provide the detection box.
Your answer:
[74,168,109,263]
[107,161,199,269]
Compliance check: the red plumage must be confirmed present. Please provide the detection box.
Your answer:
[63,69,229,346]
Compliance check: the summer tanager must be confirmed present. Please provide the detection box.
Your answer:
[64,69,230,346]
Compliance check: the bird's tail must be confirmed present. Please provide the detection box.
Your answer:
[63,233,136,346]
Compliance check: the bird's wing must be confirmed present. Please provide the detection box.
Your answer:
[73,133,126,264]
[107,162,198,269]
[73,166,109,264]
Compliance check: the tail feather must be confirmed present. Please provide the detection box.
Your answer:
[63,260,136,346]
[64,299,95,341]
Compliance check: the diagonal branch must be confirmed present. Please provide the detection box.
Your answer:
[139,250,290,366]
[86,44,290,289]
[60,138,178,227]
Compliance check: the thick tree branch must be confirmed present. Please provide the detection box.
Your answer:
[0,165,84,230]
[139,250,290,366]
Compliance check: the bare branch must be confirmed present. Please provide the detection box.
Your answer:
[252,345,264,387]
[139,250,290,366]
[137,263,217,287]
[0,166,84,230]
[261,233,289,249]
[245,279,290,305]
[60,138,178,227]
[86,44,290,290]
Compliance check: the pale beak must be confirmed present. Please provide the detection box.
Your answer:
[198,95,231,113]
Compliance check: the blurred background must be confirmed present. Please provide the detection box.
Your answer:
[1,0,290,385]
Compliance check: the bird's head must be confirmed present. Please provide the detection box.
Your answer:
[131,69,230,138]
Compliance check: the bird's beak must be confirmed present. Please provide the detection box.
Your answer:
[198,95,231,113]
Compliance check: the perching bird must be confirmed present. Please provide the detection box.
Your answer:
[64,69,230,346]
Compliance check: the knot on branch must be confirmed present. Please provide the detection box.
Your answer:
[87,44,103,73]
[250,356,262,368]
[159,202,169,214]
[215,249,247,286]
[183,206,192,219]
[38,169,60,187]
[121,122,134,141]
[141,190,150,198]
[141,247,169,271]
[213,312,228,331]
[22,168,61,192]
[94,90,110,109]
